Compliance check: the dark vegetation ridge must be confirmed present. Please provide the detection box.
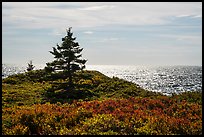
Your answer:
[2,69,164,107]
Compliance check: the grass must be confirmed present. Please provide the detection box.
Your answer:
[2,69,163,107]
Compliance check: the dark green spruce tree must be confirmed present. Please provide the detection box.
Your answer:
[45,27,87,87]
[27,60,35,71]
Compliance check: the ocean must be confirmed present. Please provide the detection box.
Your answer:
[2,64,202,95]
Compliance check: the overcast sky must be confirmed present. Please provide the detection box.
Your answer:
[2,2,202,67]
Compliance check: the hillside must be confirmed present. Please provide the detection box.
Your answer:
[2,69,163,108]
[2,69,202,135]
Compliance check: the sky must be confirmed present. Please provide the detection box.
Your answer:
[2,2,202,67]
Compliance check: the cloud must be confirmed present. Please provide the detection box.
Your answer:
[78,5,115,11]
[176,35,201,42]
[109,38,118,41]
[48,30,64,36]
[157,34,202,45]
[98,37,119,43]
[192,14,202,18]
[83,31,93,34]
[2,2,202,30]
[176,14,192,18]
[176,14,202,18]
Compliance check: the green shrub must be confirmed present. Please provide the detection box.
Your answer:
[75,114,120,135]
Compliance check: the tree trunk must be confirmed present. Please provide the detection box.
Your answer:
[68,72,73,87]
[67,62,73,88]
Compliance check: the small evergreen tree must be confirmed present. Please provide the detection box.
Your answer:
[27,60,35,71]
[45,27,87,87]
